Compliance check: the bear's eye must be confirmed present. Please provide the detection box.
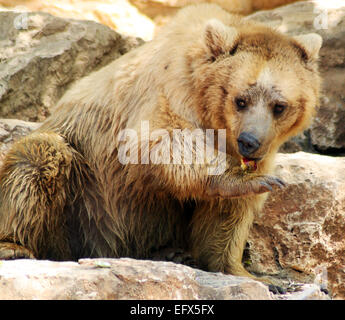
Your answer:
[229,43,239,56]
[209,56,216,63]
[273,104,286,116]
[235,97,247,111]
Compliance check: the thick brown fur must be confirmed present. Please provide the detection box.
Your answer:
[0,4,321,281]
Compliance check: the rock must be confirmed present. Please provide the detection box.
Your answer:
[0,258,274,300]
[278,131,313,154]
[0,0,299,41]
[0,11,142,121]
[0,119,40,166]
[129,0,252,19]
[279,284,330,300]
[246,152,345,299]
[129,0,301,29]
[129,0,301,19]
[251,0,303,11]
[247,1,345,153]
[0,257,329,300]
[0,0,155,41]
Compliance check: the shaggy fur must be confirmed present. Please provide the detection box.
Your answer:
[0,4,321,281]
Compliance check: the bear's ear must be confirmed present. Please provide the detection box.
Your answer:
[292,33,323,61]
[204,19,238,59]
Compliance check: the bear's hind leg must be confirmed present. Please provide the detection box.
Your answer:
[0,132,74,260]
[0,242,35,259]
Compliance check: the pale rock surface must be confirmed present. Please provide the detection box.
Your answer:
[0,258,274,300]
[0,258,330,300]
[285,284,330,300]
[0,1,302,41]
[247,152,345,299]
[129,0,302,30]
[129,0,302,19]
[0,0,155,41]
[0,11,142,121]
[129,0,252,21]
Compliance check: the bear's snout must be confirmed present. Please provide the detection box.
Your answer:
[237,132,261,158]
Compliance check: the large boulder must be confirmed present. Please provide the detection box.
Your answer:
[0,11,142,121]
[129,0,302,19]
[129,0,301,29]
[129,0,252,19]
[0,258,273,300]
[246,152,345,299]
[0,258,329,300]
[248,0,345,153]
[0,0,155,41]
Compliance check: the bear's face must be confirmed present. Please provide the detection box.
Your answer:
[191,19,322,164]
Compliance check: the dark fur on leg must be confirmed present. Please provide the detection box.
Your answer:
[0,132,73,260]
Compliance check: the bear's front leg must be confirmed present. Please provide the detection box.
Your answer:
[189,171,286,278]
[205,170,286,199]
[189,200,256,279]
[190,182,287,290]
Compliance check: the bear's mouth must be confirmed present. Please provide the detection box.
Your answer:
[243,156,262,162]
[240,157,260,172]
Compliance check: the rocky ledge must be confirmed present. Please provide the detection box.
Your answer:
[247,152,345,299]
[0,258,329,300]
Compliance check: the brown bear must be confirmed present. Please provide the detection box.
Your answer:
[0,4,322,283]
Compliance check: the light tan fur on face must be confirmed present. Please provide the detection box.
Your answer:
[257,66,274,88]
[0,4,321,283]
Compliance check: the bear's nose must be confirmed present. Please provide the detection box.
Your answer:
[237,132,261,157]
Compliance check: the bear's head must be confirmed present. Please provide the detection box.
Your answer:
[190,18,322,165]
